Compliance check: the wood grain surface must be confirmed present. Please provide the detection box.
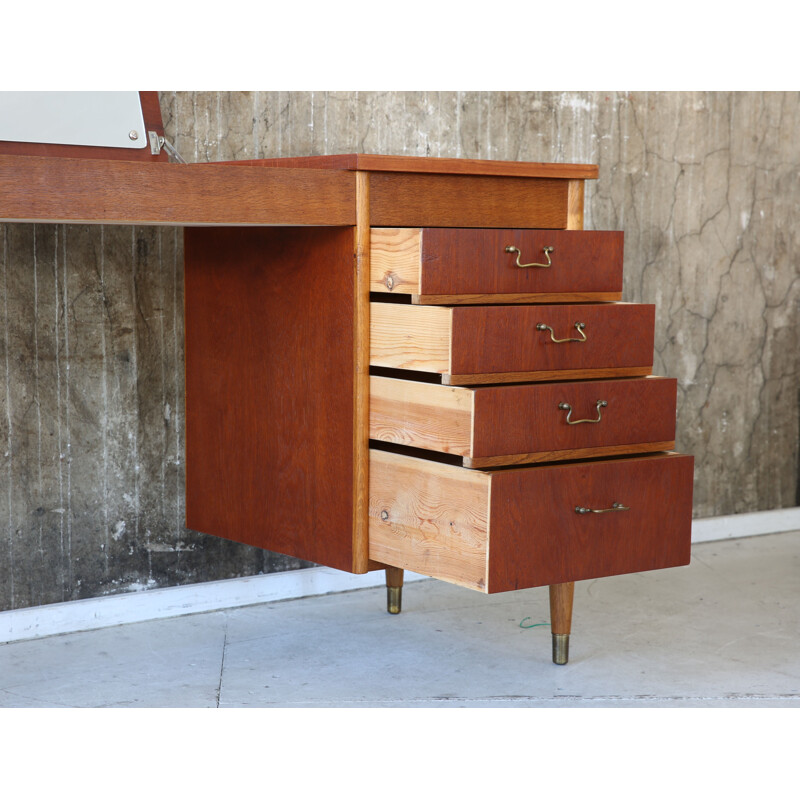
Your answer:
[370,303,452,372]
[470,376,676,457]
[185,226,358,572]
[412,292,622,305]
[449,303,655,376]
[463,441,675,469]
[370,228,422,293]
[0,92,168,162]
[369,449,491,591]
[443,366,653,386]
[369,376,474,455]
[352,172,371,572]
[370,228,623,298]
[369,375,677,465]
[369,173,569,228]
[385,565,404,588]
[487,453,694,591]
[219,153,599,180]
[370,302,655,379]
[0,155,355,226]
[549,583,575,635]
[369,450,693,593]
[566,180,585,230]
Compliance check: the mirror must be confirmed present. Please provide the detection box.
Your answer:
[0,91,147,150]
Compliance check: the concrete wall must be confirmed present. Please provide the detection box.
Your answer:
[1,91,798,612]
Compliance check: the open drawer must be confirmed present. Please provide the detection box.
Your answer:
[370,374,677,467]
[369,449,694,593]
[370,301,655,384]
[370,227,624,304]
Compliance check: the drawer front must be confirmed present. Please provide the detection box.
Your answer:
[369,173,569,228]
[370,302,655,384]
[369,375,677,467]
[370,228,623,303]
[487,453,694,592]
[369,450,694,593]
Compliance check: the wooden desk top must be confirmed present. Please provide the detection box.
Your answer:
[0,152,597,227]
[0,153,355,226]
[213,153,599,180]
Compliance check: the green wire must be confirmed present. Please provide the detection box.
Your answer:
[519,618,551,629]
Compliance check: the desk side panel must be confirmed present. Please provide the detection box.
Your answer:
[184,227,357,571]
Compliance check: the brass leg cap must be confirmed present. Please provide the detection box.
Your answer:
[387,586,402,615]
[552,633,570,665]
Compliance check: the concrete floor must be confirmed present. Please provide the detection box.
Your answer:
[0,531,798,708]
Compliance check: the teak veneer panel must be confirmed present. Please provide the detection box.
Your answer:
[222,153,599,180]
[369,450,694,593]
[185,226,358,572]
[368,173,569,228]
[370,228,624,301]
[369,375,677,466]
[487,453,694,592]
[448,304,655,377]
[471,377,675,459]
[0,155,355,226]
[352,172,371,571]
[370,302,655,383]
[412,292,623,306]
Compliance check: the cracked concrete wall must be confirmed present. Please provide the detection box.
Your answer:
[1,91,798,612]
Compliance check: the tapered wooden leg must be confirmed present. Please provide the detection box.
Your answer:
[385,566,404,614]
[549,582,575,665]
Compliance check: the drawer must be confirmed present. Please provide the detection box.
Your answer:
[369,375,677,467]
[369,450,694,593]
[368,173,569,228]
[370,302,655,384]
[370,228,623,304]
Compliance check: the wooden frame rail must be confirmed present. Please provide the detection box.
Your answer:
[0,154,356,227]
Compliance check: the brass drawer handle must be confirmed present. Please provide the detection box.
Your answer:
[558,399,607,425]
[505,245,553,268]
[536,321,586,343]
[575,502,630,515]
